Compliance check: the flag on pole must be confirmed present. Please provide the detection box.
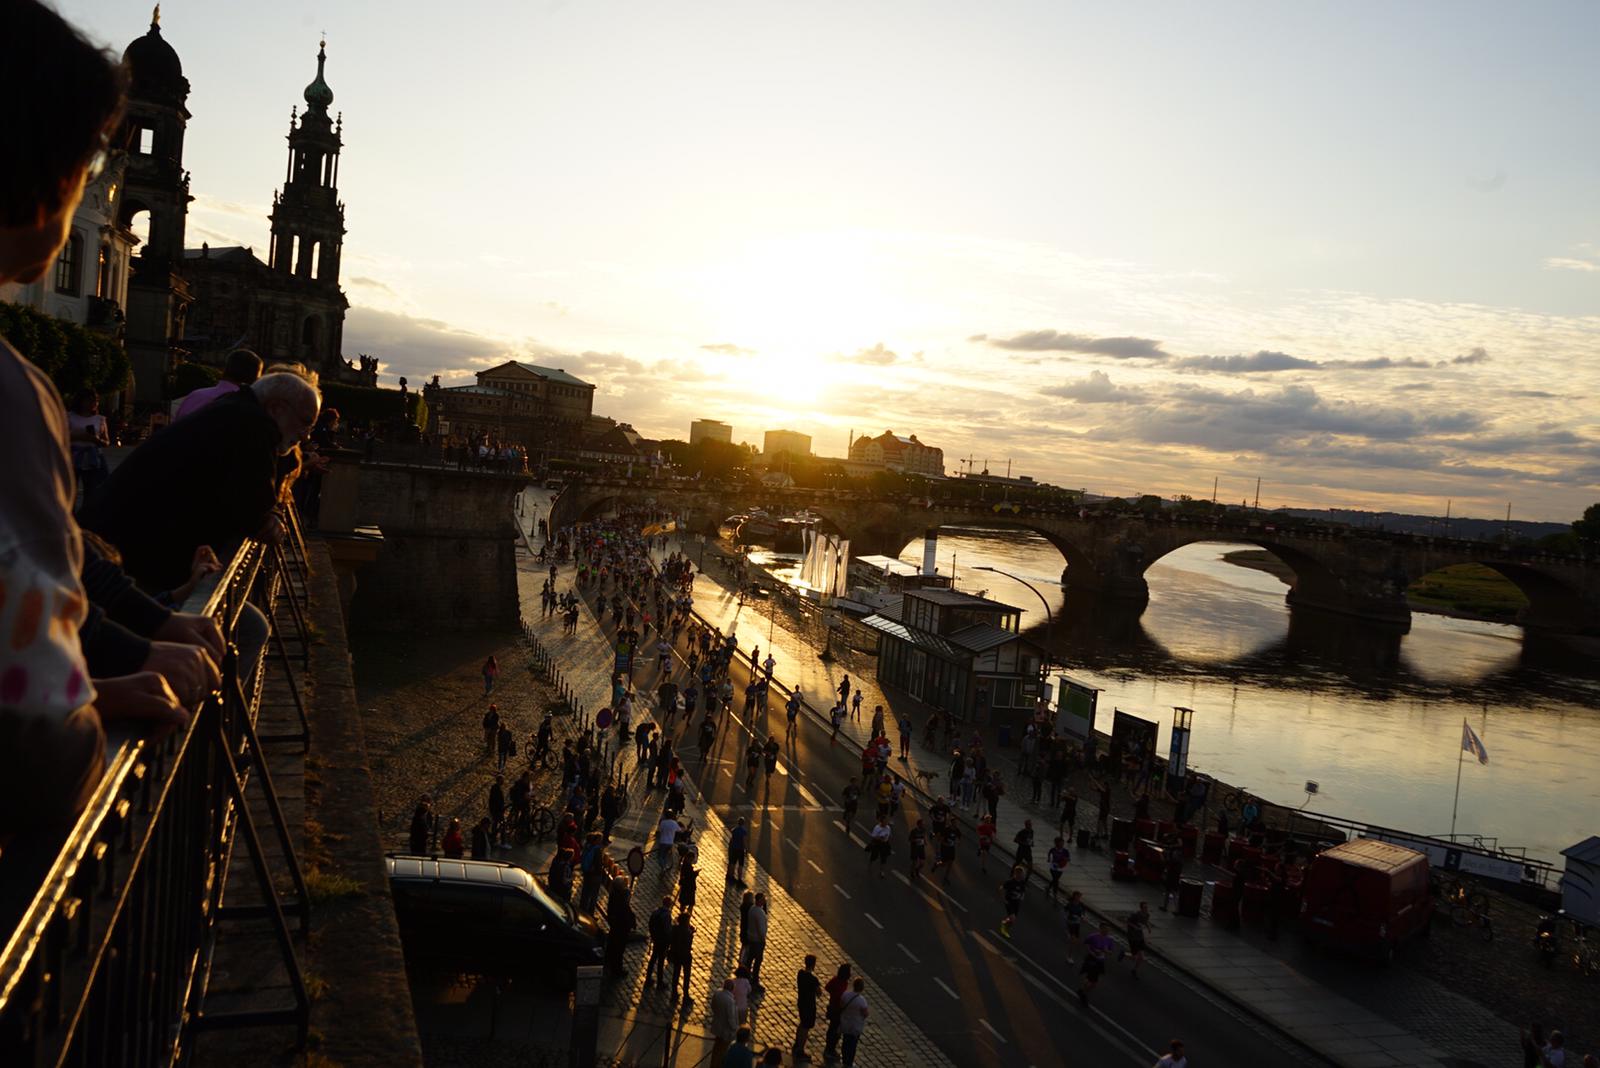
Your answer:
[1460,719,1489,765]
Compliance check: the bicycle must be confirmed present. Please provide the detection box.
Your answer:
[529,805,556,842]
[1436,875,1494,941]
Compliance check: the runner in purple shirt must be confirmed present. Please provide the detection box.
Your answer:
[1077,921,1118,1007]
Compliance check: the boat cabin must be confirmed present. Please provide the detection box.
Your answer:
[861,588,1047,728]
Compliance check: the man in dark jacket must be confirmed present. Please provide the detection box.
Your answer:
[79,373,318,592]
[643,895,673,987]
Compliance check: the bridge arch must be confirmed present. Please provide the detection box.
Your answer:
[1404,559,1585,632]
[877,517,1101,582]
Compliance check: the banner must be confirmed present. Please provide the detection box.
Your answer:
[1053,675,1100,741]
[1111,709,1160,776]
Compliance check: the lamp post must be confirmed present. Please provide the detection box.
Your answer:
[973,565,1055,668]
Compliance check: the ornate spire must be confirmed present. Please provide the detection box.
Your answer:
[151,4,160,28]
[303,38,334,111]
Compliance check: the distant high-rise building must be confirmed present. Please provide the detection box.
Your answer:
[690,418,733,445]
[762,429,812,461]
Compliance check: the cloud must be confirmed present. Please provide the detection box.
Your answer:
[1467,170,1507,193]
[839,342,899,366]
[1176,351,1320,373]
[1508,389,1557,398]
[1450,347,1490,365]
[1343,356,1435,370]
[343,306,513,385]
[1040,370,1148,404]
[349,276,396,295]
[986,330,1166,360]
[701,342,755,356]
[1545,256,1600,272]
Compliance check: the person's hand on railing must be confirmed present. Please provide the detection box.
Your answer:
[93,672,188,735]
[162,545,222,608]
[154,610,225,666]
[143,641,221,707]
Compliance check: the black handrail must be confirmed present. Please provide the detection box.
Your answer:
[0,524,310,1065]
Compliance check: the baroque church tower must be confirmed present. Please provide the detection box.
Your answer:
[119,5,193,403]
[267,40,349,371]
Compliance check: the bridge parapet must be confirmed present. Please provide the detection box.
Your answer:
[550,479,1599,634]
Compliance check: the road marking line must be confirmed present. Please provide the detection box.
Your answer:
[794,781,818,806]
[784,836,800,850]
[833,883,852,899]
[806,859,824,874]
[864,912,884,929]
[897,942,921,963]
[922,877,969,913]
[971,931,1003,956]
[934,977,959,1000]
[890,870,945,911]
[849,833,867,848]
[979,1019,1007,1044]
[832,820,848,832]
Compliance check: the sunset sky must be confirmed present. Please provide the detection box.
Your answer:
[58,1,1600,520]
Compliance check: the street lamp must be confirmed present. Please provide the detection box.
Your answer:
[973,565,1055,668]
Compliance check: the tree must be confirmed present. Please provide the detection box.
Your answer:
[1572,503,1600,550]
[0,300,130,399]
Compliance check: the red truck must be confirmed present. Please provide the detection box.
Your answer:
[1300,839,1433,961]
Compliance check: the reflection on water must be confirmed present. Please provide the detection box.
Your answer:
[892,527,1600,864]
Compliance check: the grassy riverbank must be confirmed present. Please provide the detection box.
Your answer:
[1222,550,1529,623]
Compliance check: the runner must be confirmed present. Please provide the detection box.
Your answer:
[744,743,762,793]
[763,736,781,783]
[1077,921,1117,1006]
[976,812,997,872]
[908,819,928,880]
[933,822,961,884]
[763,652,776,679]
[1046,836,1071,900]
[840,777,861,830]
[1063,890,1086,963]
[786,691,801,742]
[999,864,1027,940]
[829,702,844,744]
[1013,819,1036,872]
[867,817,892,879]
[851,689,864,722]
[1121,901,1153,975]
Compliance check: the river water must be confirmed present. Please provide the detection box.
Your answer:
[831,527,1600,865]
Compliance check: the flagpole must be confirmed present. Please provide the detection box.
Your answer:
[1449,719,1466,839]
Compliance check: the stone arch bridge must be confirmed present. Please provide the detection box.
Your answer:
[551,480,1600,635]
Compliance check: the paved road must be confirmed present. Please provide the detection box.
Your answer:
[580,561,1310,1067]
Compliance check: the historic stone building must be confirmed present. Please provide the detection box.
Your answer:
[849,429,945,477]
[424,360,596,445]
[181,40,373,385]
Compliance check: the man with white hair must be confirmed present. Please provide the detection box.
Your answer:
[79,371,319,593]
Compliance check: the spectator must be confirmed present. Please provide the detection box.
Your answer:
[722,1026,756,1068]
[79,370,317,594]
[837,977,870,1067]
[0,0,186,926]
[67,388,110,500]
[173,348,263,422]
[708,980,739,1065]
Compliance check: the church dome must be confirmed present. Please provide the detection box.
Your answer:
[303,41,334,111]
[122,7,188,106]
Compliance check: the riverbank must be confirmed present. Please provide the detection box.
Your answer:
[1221,549,1528,623]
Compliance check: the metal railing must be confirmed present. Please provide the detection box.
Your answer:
[0,523,311,1066]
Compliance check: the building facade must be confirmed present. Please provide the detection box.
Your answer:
[0,158,137,351]
[181,41,371,385]
[690,419,733,445]
[425,361,596,446]
[849,430,944,477]
[762,428,812,461]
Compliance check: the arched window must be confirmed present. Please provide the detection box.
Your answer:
[54,232,83,295]
[301,315,321,355]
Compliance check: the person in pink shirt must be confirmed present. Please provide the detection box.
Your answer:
[172,349,262,421]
